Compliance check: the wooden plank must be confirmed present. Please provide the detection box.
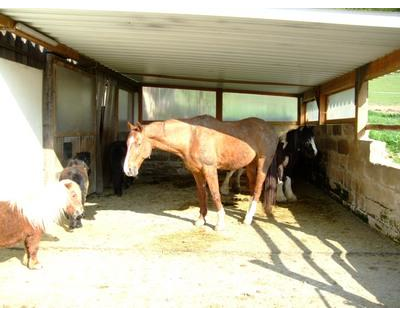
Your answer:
[298,98,306,126]
[318,93,327,125]
[365,48,400,81]
[0,14,15,29]
[365,124,400,131]
[325,118,355,124]
[216,88,223,121]
[223,88,300,98]
[355,65,369,140]
[124,72,314,88]
[42,53,57,185]
[138,87,143,123]
[320,71,356,96]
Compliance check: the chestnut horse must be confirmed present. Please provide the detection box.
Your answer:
[0,180,84,269]
[123,115,279,230]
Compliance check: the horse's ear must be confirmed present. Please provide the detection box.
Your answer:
[127,121,135,130]
[127,121,143,132]
[61,179,74,189]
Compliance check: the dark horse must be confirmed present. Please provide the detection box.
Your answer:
[221,126,318,221]
[123,115,280,230]
[59,157,90,228]
[0,180,83,269]
[108,141,132,196]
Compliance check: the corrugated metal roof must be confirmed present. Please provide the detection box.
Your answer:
[1,8,400,94]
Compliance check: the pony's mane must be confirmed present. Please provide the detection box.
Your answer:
[8,182,70,231]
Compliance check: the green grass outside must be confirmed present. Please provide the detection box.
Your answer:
[368,73,400,163]
[369,130,400,164]
[368,111,400,125]
[368,113,400,164]
[369,72,400,107]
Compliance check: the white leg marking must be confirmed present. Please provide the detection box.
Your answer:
[244,200,257,225]
[285,176,297,202]
[221,170,234,195]
[310,137,318,156]
[195,215,205,227]
[215,208,225,231]
[276,181,287,202]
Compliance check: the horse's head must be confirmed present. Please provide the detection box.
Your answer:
[123,122,152,177]
[60,179,84,228]
[298,126,318,158]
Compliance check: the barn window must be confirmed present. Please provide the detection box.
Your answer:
[306,100,319,122]
[142,86,216,120]
[118,89,133,132]
[222,92,297,121]
[327,88,355,120]
[55,65,95,134]
[133,92,139,124]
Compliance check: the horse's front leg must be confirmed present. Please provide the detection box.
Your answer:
[24,231,43,270]
[244,156,271,225]
[203,167,225,231]
[192,172,208,226]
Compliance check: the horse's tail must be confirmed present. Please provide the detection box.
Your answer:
[264,142,284,214]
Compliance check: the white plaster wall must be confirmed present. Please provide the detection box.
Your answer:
[0,58,44,198]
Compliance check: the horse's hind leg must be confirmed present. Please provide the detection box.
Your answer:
[232,168,245,193]
[220,170,235,195]
[203,167,225,231]
[245,162,257,195]
[24,232,43,269]
[193,172,208,227]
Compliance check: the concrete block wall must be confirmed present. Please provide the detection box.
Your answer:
[314,123,400,242]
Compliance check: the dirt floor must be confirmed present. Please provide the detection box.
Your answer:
[1,179,400,308]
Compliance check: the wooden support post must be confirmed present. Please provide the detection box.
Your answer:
[42,53,59,185]
[138,86,143,122]
[216,88,223,121]
[355,65,369,140]
[315,88,327,125]
[298,96,306,126]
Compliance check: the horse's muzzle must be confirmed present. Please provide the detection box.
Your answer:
[125,167,138,177]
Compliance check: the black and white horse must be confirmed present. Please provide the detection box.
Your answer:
[221,126,318,202]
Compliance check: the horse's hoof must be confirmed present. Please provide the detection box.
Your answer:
[243,217,253,225]
[276,197,288,203]
[22,254,28,266]
[215,224,225,231]
[195,218,205,227]
[287,195,297,202]
[220,189,229,196]
[28,261,43,270]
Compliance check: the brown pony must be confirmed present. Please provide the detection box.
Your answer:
[123,115,279,230]
[0,180,84,269]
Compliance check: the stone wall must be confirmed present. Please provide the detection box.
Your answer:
[314,124,400,242]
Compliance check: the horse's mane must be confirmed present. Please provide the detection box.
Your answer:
[8,181,70,231]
